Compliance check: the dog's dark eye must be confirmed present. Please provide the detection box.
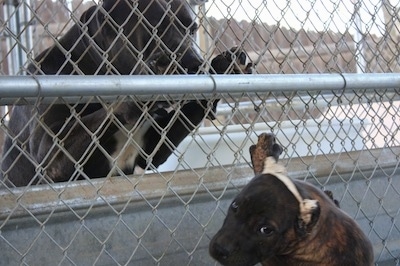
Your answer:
[189,27,197,36]
[259,226,274,236]
[189,23,198,35]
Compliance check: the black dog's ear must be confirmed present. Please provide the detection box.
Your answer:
[80,6,98,24]
[295,199,320,236]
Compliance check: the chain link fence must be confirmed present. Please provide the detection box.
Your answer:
[0,0,399,265]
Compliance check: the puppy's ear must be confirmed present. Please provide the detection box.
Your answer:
[296,199,320,236]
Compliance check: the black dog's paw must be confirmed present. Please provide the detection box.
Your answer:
[208,47,252,121]
[196,99,220,121]
[211,47,253,74]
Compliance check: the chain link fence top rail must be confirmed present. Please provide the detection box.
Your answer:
[0,0,399,265]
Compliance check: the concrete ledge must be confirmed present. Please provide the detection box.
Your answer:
[1,147,398,219]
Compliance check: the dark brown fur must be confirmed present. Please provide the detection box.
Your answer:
[209,175,374,265]
[209,133,373,265]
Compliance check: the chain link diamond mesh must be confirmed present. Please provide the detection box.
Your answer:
[0,0,399,265]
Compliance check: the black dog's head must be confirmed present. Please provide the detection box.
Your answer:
[81,0,203,75]
[209,168,320,266]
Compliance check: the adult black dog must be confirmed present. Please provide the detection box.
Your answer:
[1,0,249,187]
[209,134,374,265]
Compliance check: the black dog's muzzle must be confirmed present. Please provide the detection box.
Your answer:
[147,49,203,75]
[179,49,203,74]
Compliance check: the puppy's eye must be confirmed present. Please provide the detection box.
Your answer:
[260,226,274,236]
[231,201,239,212]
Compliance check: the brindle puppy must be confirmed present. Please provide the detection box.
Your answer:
[209,134,373,266]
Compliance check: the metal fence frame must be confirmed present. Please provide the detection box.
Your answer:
[0,73,399,101]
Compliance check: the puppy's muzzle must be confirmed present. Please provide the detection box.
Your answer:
[210,241,233,260]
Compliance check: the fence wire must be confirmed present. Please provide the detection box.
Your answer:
[0,0,399,265]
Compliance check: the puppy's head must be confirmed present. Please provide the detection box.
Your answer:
[209,159,320,266]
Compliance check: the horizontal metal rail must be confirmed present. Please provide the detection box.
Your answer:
[216,88,400,115]
[0,73,399,104]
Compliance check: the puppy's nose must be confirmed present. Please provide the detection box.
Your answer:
[210,242,232,259]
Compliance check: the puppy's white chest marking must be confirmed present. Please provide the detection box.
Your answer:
[110,121,151,174]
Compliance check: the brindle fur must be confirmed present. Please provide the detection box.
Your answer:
[209,133,373,266]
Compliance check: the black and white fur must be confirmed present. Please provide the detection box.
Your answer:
[1,0,251,187]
